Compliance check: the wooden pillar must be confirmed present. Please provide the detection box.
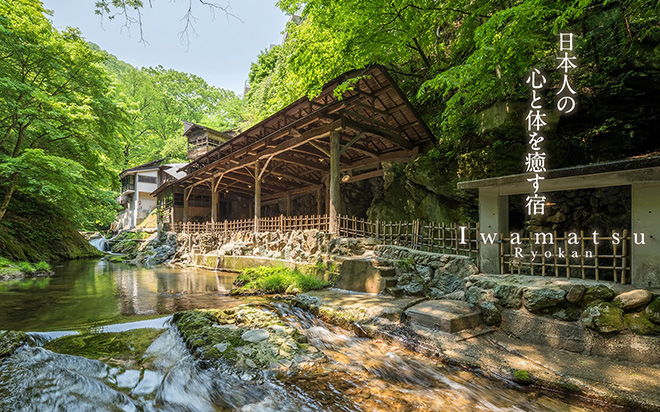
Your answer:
[286,192,292,216]
[316,187,322,215]
[211,177,218,223]
[183,187,189,222]
[254,159,261,232]
[478,187,508,274]
[329,131,341,233]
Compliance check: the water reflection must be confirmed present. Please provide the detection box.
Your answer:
[0,259,240,332]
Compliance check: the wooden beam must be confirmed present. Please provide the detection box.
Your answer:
[342,169,384,183]
[254,159,261,232]
[262,184,324,202]
[329,130,340,233]
[339,132,365,156]
[274,153,326,171]
[308,141,330,157]
[342,115,413,150]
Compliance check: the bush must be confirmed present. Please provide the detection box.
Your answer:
[233,266,329,295]
[34,261,51,272]
[16,261,36,274]
[0,257,13,268]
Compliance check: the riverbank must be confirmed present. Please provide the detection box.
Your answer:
[292,289,660,411]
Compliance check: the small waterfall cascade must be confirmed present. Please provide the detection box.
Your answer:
[89,235,109,252]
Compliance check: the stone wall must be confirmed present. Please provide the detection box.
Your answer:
[374,245,479,298]
[466,273,660,364]
[166,230,379,267]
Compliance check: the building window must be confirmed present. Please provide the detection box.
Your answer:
[138,175,157,184]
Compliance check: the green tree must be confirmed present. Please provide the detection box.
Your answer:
[109,64,244,166]
[0,0,126,228]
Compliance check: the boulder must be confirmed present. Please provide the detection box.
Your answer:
[523,287,566,312]
[613,289,653,311]
[431,272,464,295]
[493,284,523,308]
[581,302,625,333]
[478,300,502,327]
[581,285,615,305]
[441,290,465,301]
[645,297,660,324]
[565,285,586,303]
[416,265,434,283]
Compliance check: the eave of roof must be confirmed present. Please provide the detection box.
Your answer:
[457,155,660,191]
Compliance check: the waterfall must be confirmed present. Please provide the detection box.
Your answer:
[89,236,109,252]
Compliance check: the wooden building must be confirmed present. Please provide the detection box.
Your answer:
[152,65,434,232]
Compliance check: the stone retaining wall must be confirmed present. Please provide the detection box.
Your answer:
[467,274,660,364]
[374,245,479,298]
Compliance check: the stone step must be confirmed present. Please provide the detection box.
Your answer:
[382,277,397,288]
[405,300,481,333]
[374,266,396,278]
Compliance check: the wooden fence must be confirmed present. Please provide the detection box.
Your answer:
[500,230,631,284]
[170,214,479,261]
[170,215,330,235]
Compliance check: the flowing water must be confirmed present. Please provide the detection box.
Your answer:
[0,259,609,411]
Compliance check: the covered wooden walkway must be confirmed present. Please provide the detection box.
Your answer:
[153,65,434,233]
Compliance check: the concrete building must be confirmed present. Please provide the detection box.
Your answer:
[116,159,164,229]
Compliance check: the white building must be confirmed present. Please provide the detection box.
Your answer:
[116,159,164,229]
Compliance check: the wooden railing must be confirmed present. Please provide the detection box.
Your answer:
[499,230,631,284]
[338,216,479,260]
[170,215,330,235]
[170,214,479,261]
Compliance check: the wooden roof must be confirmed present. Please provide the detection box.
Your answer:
[154,65,434,199]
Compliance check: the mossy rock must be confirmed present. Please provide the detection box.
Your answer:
[624,312,660,335]
[551,305,582,322]
[43,329,164,366]
[580,285,615,306]
[513,369,532,385]
[581,302,625,333]
[0,330,28,358]
[645,297,660,324]
[172,305,324,372]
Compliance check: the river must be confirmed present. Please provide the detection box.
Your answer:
[0,259,609,411]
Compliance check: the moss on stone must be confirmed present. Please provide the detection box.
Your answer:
[624,312,660,335]
[581,302,625,333]
[231,266,328,295]
[0,330,28,358]
[172,305,323,372]
[580,285,615,306]
[513,369,532,385]
[645,297,660,324]
[43,328,164,365]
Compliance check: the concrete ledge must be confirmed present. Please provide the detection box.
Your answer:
[192,253,302,272]
[405,300,481,333]
[500,309,588,353]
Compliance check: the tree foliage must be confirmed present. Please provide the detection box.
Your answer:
[0,0,126,229]
[245,0,659,180]
[106,61,244,166]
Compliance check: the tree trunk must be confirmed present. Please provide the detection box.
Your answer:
[0,172,19,223]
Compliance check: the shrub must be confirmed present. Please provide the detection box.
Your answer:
[0,257,13,268]
[16,261,36,274]
[34,261,51,272]
[233,266,329,294]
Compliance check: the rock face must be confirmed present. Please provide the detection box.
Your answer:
[523,288,566,312]
[172,305,324,373]
[581,303,625,333]
[613,289,653,311]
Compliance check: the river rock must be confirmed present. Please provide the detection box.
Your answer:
[565,285,586,303]
[523,287,566,312]
[172,305,325,373]
[581,302,625,333]
[645,298,660,324]
[0,330,27,358]
[613,289,653,311]
[581,285,615,305]
[493,284,523,308]
[478,300,502,327]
